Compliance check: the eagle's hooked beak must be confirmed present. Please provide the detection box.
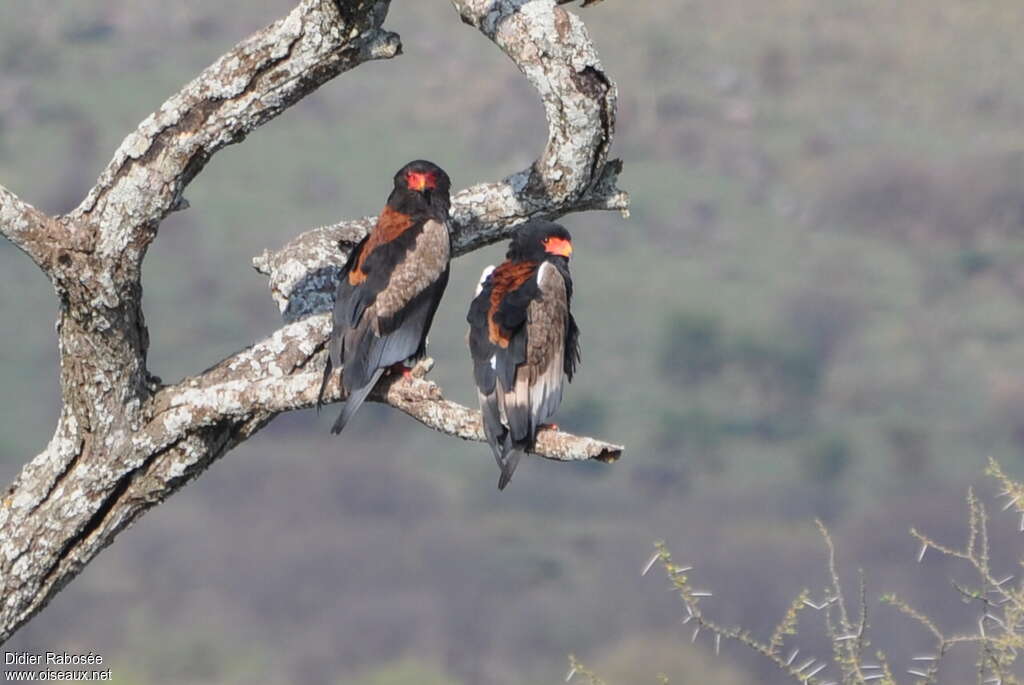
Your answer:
[545,237,573,258]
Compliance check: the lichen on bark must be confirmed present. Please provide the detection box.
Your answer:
[0,0,627,644]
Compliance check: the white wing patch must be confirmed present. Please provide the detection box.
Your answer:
[476,265,496,296]
[536,261,557,289]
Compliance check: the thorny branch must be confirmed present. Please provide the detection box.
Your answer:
[616,466,1024,685]
[0,0,627,644]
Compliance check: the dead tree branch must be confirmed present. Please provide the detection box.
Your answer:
[0,184,65,272]
[0,0,627,644]
[253,0,628,318]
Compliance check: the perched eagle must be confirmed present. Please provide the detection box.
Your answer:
[318,160,452,433]
[467,221,581,490]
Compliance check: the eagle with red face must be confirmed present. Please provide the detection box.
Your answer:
[467,221,581,490]
[318,160,452,433]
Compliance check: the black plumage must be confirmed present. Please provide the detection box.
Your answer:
[318,160,452,433]
[467,220,580,489]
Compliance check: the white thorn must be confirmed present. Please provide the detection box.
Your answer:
[681,614,693,625]
[565,667,577,682]
[715,633,721,656]
[994,575,1014,587]
[1002,495,1021,511]
[641,552,660,577]
[912,655,937,661]
[691,626,701,643]
[917,543,928,562]
[862,675,884,682]
[674,566,693,574]
[835,634,857,641]
[979,617,987,637]
[908,669,929,678]
[785,649,799,666]
[795,658,816,673]
[806,663,827,679]
[692,591,713,598]
[861,664,881,670]
[984,613,1006,628]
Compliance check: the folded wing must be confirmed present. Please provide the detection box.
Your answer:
[467,260,572,489]
[320,212,450,432]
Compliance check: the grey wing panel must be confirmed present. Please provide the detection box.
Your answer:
[342,265,449,391]
[500,262,569,444]
[340,221,449,393]
[375,263,449,366]
[478,389,509,464]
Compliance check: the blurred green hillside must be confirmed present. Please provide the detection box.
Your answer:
[3,1,1024,684]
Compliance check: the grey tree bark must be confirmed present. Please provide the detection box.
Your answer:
[0,0,628,644]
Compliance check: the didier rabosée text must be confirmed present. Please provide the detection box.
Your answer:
[5,652,104,666]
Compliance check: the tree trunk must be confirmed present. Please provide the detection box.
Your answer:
[0,0,627,644]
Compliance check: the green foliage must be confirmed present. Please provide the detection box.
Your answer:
[658,312,726,385]
[730,334,823,412]
[800,434,853,485]
[657,312,824,414]
[570,635,749,685]
[654,408,723,459]
[338,659,462,685]
[557,394,611,438]
[957,249,995,277]
[110,627,270,685]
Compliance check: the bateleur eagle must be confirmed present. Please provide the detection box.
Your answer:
[318,160,452,433]
[467,221,581,490]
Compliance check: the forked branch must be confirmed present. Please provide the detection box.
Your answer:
[0,184,62,272]
[0,0,626,645]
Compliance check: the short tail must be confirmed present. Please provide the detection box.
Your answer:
[330,367,385,434]
[316,356,333,414]
[497,449,523,491]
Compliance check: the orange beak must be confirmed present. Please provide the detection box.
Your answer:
[407,172,435,192]
[545,237,573,258]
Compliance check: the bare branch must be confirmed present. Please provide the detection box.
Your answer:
[254,0,629,318]
[0,0,626,644]
[446,0,627,246]
[378,371,623,463]
[0,184,59,272]
[253,218,376,319]
[72,0,400,263]
[146,315,622,463]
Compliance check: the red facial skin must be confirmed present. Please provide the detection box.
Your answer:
[543,236,573,257]
[406,171,438,192]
